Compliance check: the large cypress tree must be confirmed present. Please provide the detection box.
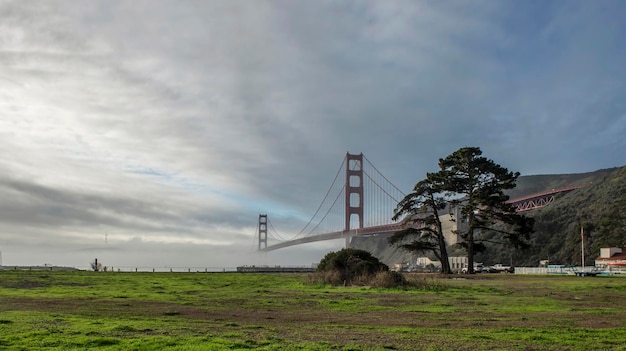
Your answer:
[439,147,534,273]
[390,147,534,274]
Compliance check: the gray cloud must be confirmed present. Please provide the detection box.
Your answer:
[1,0,625,267]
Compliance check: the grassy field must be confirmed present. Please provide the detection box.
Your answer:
[1,271,625,350]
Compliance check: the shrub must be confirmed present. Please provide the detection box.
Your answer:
[354,271,407,288]
[308,269,344,286]
[314,248,404,287]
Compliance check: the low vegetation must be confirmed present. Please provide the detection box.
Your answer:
[312,248,405,288]
[1,270,626,350]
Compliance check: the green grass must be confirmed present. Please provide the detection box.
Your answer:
[1,271,626,350]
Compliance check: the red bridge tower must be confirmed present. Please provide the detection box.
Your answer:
[345,153,364,246]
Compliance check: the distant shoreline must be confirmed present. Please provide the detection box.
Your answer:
[0,265,80,271]
[0,265,239,272]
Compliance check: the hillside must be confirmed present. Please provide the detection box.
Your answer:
[352,166,626,268]
[514,165,626,266]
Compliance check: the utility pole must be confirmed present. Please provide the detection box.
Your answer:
[581,226,585,270]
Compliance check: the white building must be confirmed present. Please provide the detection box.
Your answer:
[595,247,626,271]
[439,205,467,245]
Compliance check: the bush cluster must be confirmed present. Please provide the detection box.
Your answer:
[313,248,405,288]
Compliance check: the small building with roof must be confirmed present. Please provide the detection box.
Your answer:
[595,247,626,271]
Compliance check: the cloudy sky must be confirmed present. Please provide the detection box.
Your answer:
[1,1,625,269]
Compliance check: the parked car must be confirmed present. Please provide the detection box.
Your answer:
[484,266,498,273]
[461,264,484,273]
[490,264,514,273]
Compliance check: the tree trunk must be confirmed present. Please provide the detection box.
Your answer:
[467,214,475,274]
[432,202,451,274]
[467,233,474,274]
[439,233,451,274]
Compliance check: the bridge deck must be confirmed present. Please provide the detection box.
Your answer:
[260,222,412,252]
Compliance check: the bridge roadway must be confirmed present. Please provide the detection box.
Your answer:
[259,222,414,252]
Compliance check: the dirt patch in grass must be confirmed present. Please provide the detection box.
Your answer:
[0,280,49,289]
[3,293,625,329]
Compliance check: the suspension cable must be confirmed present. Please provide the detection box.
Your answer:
[267,217,290,241]
[363,170,403,204]
[295,154,346,236]
[249,219,260,252]
[363,155,405,196]
[305,184,346,236]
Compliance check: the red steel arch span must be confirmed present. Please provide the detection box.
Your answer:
[506,184,587,212]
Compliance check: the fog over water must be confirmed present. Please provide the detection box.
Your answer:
[1,238,342,269]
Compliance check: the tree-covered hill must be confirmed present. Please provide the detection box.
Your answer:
[352,165,626,268]
[512,165,626,266]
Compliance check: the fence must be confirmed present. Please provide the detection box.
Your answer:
[513,267,567,275]
[514,266,626,275]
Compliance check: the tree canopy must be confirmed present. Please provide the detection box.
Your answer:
[441,147,534,273]
[390,147,534,273]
